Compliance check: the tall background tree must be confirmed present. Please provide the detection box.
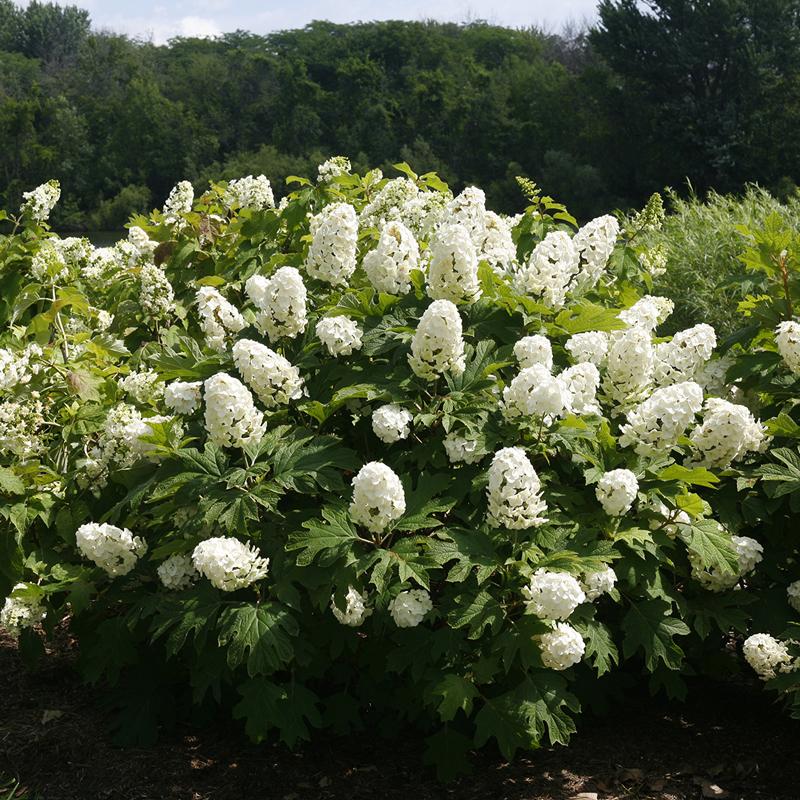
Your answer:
[1,0,800,227]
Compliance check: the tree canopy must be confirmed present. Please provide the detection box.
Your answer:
[1,1,800,227]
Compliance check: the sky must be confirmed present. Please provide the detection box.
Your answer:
[24,0,601,43]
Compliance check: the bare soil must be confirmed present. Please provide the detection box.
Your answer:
[1,630,798,800]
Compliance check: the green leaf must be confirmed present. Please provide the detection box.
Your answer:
[690,591,755,639]
[757,447,800,498]
[621,598,690,671]
[657,464,720,488]
[554,302,626,334]
[448,590,503,640]
[233,678,321,747]
[765,413,800,439]
[422,729,473,781]
[78,617,139,685]
[475,673,579,759]
[0,467,25,496]
[287,506,362,567]
[267,428,359,492]
[217,602,298,676]
[682,520,739,575]
[428,529,498,584]
[149,583,222,656]
[432,674,480,721]
[572,617,619,676]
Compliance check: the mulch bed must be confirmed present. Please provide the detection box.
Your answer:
[1,630,798,800]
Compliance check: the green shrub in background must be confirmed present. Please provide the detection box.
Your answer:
[0,166,797,779]
[629,185,800,337]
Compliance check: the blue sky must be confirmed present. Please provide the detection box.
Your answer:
[25,1,600,43]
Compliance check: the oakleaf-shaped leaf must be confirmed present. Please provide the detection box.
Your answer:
[432,674,480,721]
[621,598,690,671]
[233,678,321,747]
[287,506,362,567]
[682,520,739,575]
[217,602,298,676]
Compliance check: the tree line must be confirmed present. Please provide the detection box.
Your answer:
[2,0,800,228]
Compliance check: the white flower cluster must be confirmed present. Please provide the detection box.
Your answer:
[514,335,553,371]
[742,633,794,680]
[619,295,674,331]
[317,156,351,182]
[560,363,601,415]
[371,404,412,443]
[502,364,570,420]
[0,585,45,638]
[232,339,304,408]
[447,186,487,246]
[427,222,481,304]
[0,397,45,458]
[316,316,363,356]
[523,569,586,620]
[246,267,308,341]
[691,533,763,592]
[164,380,202,414]
[775,321,800,375]
[618,381,704,457]
[788,580,800,613]
[362,220,419,295]
[196,287,245,351]
[192,536,269,591]
[0,344,41,393]
[515,231,579,309]
[331,586,372,627]
[486,447,548,529]
[119,369,163,404]
[401,190,449,239]
[582,566,618,601]
[128,226,157,258]
[389,589,432,628]
[408,300,466,380]
[75,522,147,577]
[21,180,60,222]
[82,246,121,287]
[572,214,620,290]
[596,469,638,516]
[349,461,406,533]
[689,398,766,469]
[30,240,71,284]
[479,211,517,275]
[359,178,420,229]
[443,433,483,465]
[139,263,175,320]
[653,324,716,385]
[94,309,114,331]
[565,331,608,366]
[203,373,265,449]
[603,327,654,405]
[82,403,142,484]
[306,202,358,286]
[539,623,585,670]
[224,175,275,210]
[637,244,668,277]
[163,180,194,221]
[157,553,198,590]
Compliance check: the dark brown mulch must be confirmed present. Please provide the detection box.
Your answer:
[1,630,798,800]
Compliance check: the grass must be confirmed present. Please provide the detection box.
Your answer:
[639,184,800,336]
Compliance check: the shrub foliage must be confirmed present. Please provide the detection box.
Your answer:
[0,164,798,777]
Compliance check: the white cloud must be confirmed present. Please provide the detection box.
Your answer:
[30,0,600,39]
[178,15,221,38]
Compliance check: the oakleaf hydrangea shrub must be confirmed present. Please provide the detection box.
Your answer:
[0,165,796,776]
